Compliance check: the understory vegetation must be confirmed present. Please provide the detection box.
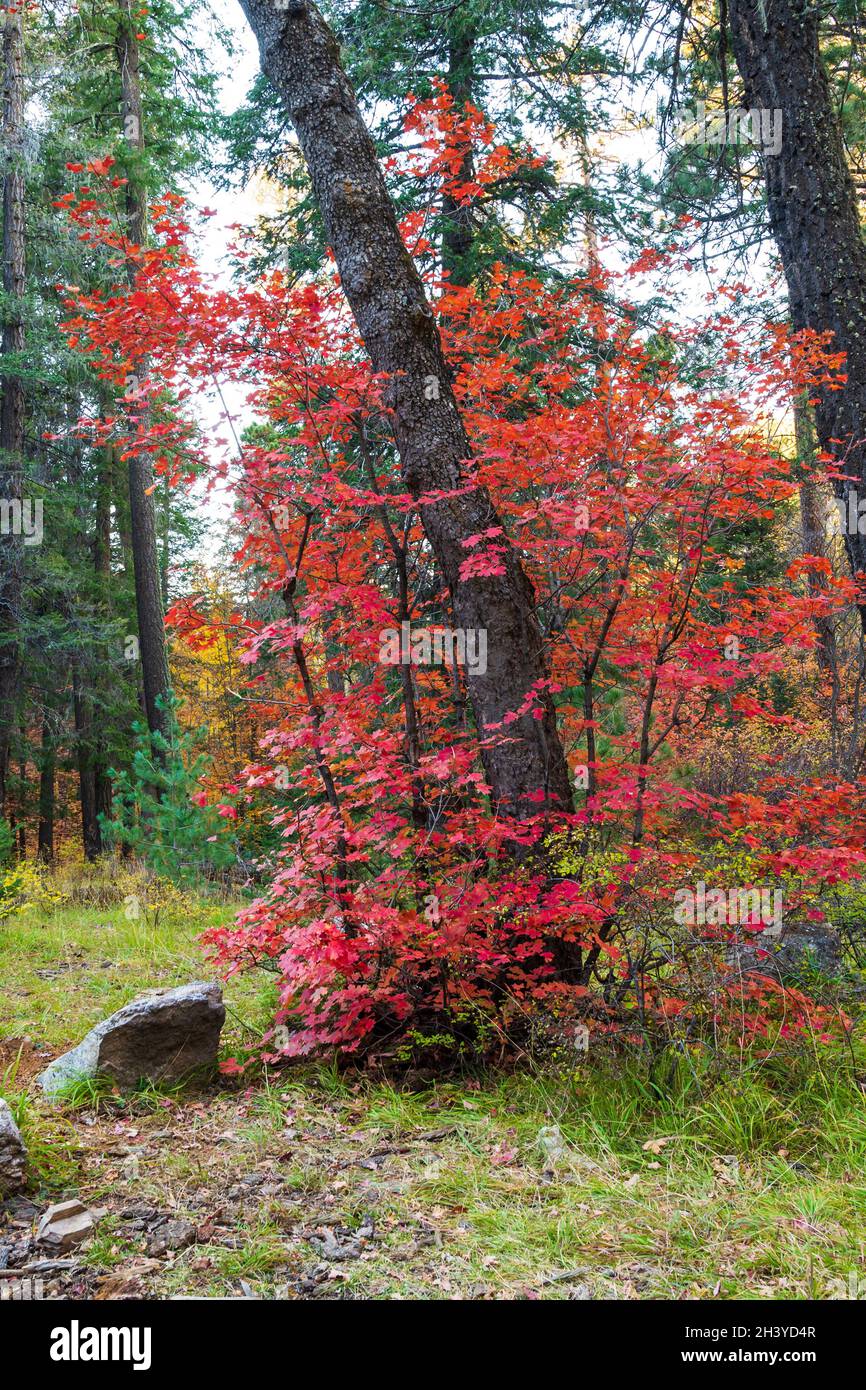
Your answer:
[1,863,864,1300]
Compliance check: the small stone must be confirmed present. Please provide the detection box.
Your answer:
[146,1219,197,1257]
[36,1199,96,1252]
[0,1099,27,1196]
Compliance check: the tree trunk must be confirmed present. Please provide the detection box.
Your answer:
[37,718,55,862]
[0,0,25,817]
[441,14,477,287]
[94,436,112,580]
[73,666,100,861]
[795,403,838,675]
[728,0,866,620]
[93,418,113,830]
[15,752,23,853]
[116,0,171,742]
[237,0,573,822]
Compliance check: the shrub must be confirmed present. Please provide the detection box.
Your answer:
[0,859,61,923]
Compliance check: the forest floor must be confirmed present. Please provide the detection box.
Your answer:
[1,900,865,1301]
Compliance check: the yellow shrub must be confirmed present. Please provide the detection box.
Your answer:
[0,861,62,923]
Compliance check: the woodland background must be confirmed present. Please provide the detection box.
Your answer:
[0,0,865,1302]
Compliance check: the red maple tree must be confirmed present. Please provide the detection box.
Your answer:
[57,99,863,1059]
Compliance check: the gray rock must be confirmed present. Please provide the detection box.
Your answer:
[0,1099,27,1195]
[37,982,225,1096]
[36,1199,96,1251]
[728,923,843,981]
[146,1218,197,1257]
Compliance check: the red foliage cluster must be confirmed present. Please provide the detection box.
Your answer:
[57,99,864,1058]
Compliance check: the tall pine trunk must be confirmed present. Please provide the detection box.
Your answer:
[73,666,100,860]
[37,718,55,862]
[729,0,866,621]
[441,14,477,287]
[92,427,113,831]
[116,0,171,743]
[0,0,25,817]
[237,0,573,822]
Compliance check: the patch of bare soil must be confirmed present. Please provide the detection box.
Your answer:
[0,1081,477,1301]
[0,1036,52,1084]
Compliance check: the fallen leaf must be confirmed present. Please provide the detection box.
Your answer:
[642,1136,674,1154]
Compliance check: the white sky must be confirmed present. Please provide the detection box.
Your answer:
[183,0,261,562]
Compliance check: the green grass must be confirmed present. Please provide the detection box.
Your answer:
[81,1216,146,1270]
[0,896,267,1050]
[1,890,865,1299]
[332,1063,866,1298]
[0,1087,81,1192]
[214,1223,289,1279]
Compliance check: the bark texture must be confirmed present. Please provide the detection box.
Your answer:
[73,665,100,860]
[0,0,25,815]
[795,404,838,674]
[729,0,866,614]
[238,0,573,820]
[37,718,55,861]
[441,14,477,286]
[117,1,171,742]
